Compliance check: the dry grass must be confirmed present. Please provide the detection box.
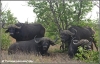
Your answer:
[10,37,16,44]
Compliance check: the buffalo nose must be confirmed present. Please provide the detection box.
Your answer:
[43,46,47,48]
[43,46,47,50]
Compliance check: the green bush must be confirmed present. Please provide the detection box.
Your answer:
[74,46,99,63]
[1,29,11,50]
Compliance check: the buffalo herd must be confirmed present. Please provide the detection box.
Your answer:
[2,22,98,58]
[60,26,98,58]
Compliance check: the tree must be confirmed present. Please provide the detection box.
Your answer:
[1,10,18,24]
[28,0,96,38]
[1,2,18,50]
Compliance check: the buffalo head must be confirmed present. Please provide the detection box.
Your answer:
[36,37,55,49]
[60,30,75,43]
[2,23,21,36]
[34,34,58,49]
[34,36,58,56]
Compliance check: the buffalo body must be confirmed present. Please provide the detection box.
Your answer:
[2,23,45,41]
[8,37,55,56]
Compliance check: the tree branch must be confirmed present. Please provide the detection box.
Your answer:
[62,0,65,30]
[77,0,82,22]
[47,0,62,32]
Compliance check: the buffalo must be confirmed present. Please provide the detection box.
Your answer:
[2,22,45,42]
[60,26,98,58]
[8,37,58,56]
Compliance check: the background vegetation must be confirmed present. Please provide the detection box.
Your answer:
[28,0,98,37]
[1,0,99,63]
[1,3,18,50]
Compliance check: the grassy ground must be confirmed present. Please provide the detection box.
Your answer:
[1,51,81,63]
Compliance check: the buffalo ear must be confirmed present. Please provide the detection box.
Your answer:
[49,40,55,46]
[5,30,9,33]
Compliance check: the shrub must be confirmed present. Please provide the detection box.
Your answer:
[74,46,99,63]
[1,29,11,50]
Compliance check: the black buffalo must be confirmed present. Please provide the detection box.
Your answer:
[2,22,45,42]
[8,37,58,56]
[60,26,98,58]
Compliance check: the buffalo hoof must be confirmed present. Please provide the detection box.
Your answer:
[42,54,45,56]
[47,53,50,56]
[68,55,74,59]
[41,53,50,56]
[8,52,12,55]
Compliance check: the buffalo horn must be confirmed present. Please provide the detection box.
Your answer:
[73,39,89,46]
[34,35,39,43]
[65,30,75,35]
[12,25,21,29]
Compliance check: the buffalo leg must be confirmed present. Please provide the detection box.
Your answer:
[60,43,65,51]
[46,52,50,56]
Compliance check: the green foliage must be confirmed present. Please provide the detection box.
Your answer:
[97,27,100,57]
[74,46,99,63]
[94,26,99,47]
[53,49,64,53]
[1,29,11,50]
[1,10,18,24]
[1,9,18,50]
